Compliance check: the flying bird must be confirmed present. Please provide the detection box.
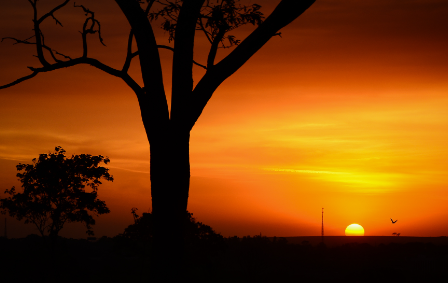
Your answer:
[390,218,397,224]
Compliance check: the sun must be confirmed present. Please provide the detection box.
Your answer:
[345,224,365,236]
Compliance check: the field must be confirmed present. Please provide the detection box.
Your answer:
[1,235,447,282]
[282,235,448,246]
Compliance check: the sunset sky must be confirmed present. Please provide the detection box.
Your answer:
[1,0,447,238]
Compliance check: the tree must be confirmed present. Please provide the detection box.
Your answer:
[0,0,316,279]
[0,146,113,242]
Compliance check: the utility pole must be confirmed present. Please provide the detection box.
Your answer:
[4,218,6,239]
[321,208,324,243]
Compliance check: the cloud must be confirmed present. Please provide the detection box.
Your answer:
[263,168,349,175]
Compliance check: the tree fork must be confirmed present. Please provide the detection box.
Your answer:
[1,1,318,281]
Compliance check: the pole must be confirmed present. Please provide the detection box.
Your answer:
[321,208,324,243]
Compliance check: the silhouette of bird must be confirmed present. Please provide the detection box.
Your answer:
[390,218,397,224]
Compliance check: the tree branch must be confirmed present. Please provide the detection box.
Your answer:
[171,0,205,123]
[75,3,106,58]
[29,0,49,67]
[198,17,213,44]
[26,0,71,67]
[130,45,207,70]
[217,0,315,77]
[0,71,39,90]
[145,0,156,15]
[1,56,141,95]
[2,1,183,118]
[206,28,225,69]
[187,0,316,130]
[2,36,72,63]
[122,30,134,73]
[36,0,70,25]
[115,0,169,140]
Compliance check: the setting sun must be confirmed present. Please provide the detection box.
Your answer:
[345,224,365,236]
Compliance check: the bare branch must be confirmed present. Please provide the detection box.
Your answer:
[75,3,106,57]
[40,32,63,63]
[0,71,39,90]
[122,30,134,73]
[29,0,49,67]
[29,57,122,78]
[94,20,106,46]
[1,56,140,96]
[198,17,212,44]
[51,14,64,26]
[74,2,91,15]
[19,1,71,67]
[121,73,143,95]
[156,45,174,52]
[193,60,207,70]
[207,28,225,69]
[130,45,207,70]
[2,36,71,63]
[36,0,70,24]
[2,36,33,45]
[145,0,157,15]
[80,22,88,57]
[54,50,72,61]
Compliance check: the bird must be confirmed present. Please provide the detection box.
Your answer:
[390,218,397,224]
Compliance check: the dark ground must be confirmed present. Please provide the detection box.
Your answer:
[1,235,447,282]
[283,235,448,246]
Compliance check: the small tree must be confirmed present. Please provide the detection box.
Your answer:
[0,146,113,240]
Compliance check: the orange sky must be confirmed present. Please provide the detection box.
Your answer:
[1,0,448,238]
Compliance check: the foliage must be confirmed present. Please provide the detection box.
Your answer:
[122,207,225,246]
[122,207,153,241]
[0,146,113,237]
[147,0,265,47]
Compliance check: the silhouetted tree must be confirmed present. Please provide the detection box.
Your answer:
[0,146,113,243]
[0,0,316,278]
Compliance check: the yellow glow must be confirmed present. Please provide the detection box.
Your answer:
[345,224,365,236]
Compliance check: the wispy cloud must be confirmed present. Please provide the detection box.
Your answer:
[263,168,349,175]
[259,123,337,132]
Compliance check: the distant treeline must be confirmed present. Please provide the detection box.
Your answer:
[1,234,447,283]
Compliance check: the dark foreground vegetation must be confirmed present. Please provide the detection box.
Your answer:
[1,234,447,283]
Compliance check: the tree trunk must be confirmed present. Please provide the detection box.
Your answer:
[149,127,190,281]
